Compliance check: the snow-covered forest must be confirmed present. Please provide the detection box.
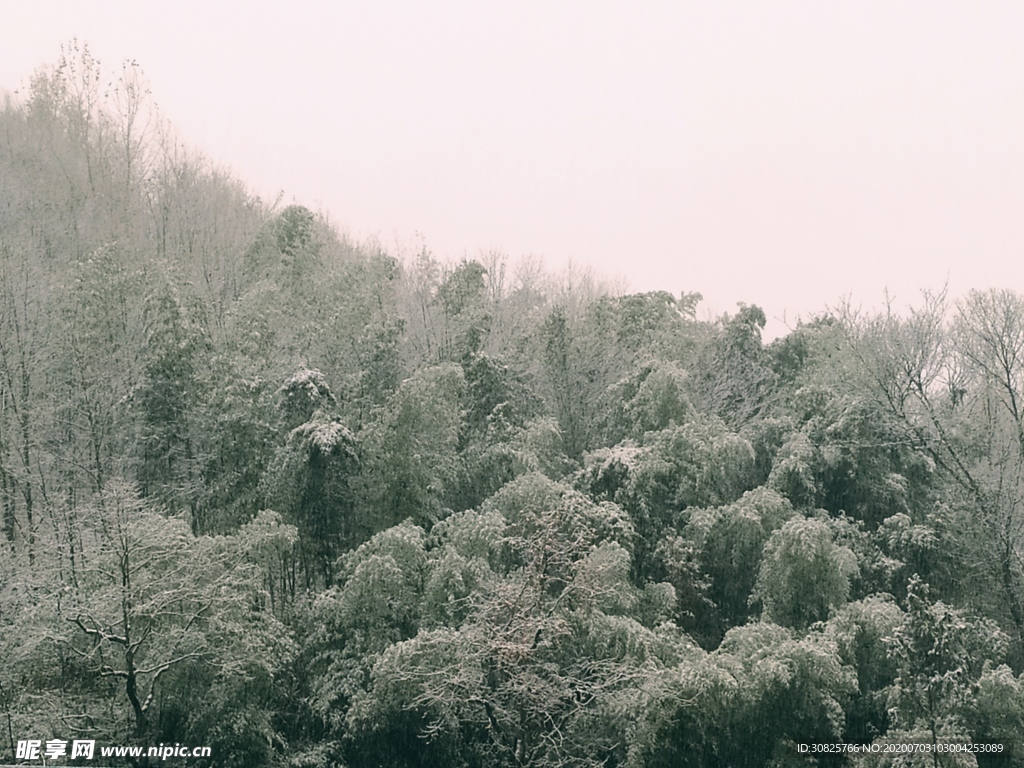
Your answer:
[2,46,1024,768]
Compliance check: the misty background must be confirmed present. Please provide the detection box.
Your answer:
[5,2,1023,337]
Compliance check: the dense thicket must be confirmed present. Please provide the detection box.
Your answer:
[3,46,1024,767]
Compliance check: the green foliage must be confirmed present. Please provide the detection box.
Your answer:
[275,204,317,258]
[342,487,675,768]
[686,488,795,643]
[579,417,756,582]
[886,576,1009,743]
[360,363,467,526]
[766,389,935,526]
[135,279,209,514]
[302,521,429,754]
[508,416,575,480]
[600,359,695,443]
[191,358,278,532]
[9,45,1024,766]
[277,367,336,429]
[245,204,322,290]
[717,623,857,754]
[630,624,855,768]
[450,352,544,510]
[968,665,1024,766]
[625,360,694,436]
[334,522,428,645]
[539,292,702,459]
[483,473,635,566]
[435,259,490,360]
[826,595,904,741]
[540,305,600,459]
[64,481,294,743]
[262,372,358,587]
[428,507,507,565]
[690,304,778,429]
[767,431,819,508]
[754,515,859,629]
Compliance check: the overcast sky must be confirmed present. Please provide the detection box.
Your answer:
[4,1,1024,337]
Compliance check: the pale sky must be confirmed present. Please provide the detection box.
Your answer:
[4,1,1024,338]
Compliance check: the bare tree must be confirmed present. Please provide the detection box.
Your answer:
[846,288,1024,653]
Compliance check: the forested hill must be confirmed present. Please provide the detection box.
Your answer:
[3,47,1024,768]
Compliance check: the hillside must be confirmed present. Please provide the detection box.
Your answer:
[2,47,1023,767]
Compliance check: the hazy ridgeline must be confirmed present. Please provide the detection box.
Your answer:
[3,46,1024,768]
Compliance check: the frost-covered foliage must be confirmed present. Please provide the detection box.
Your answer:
[290,414,356,456]
[278,367,336,427]
[754,515,859,629]
[6,43,1024,767]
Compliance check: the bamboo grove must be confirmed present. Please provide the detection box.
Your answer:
[2,46,1024,768]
